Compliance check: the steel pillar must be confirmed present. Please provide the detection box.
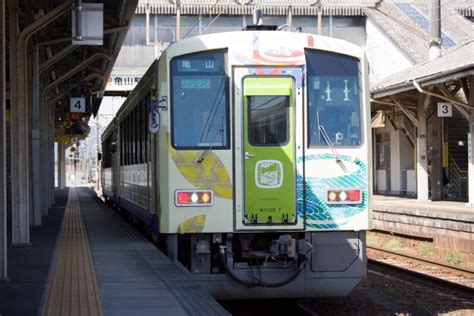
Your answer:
[8,0,29,245]
[58,142,66,190]
[0,0,9,281]
[32,47,41,226]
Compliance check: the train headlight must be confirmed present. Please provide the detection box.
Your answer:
[175,190,214,207]
[326,189,362,204]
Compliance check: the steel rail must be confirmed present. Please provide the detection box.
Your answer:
[367,246,474,294]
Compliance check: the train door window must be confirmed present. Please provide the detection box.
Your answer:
[248,96,289,146]
[170,49,229,149]
[306,49,362,147]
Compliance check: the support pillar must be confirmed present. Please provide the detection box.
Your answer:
[417,96,430,201]
[49,112,55,206]
[468,78,474,205]
[9,0,29,245]
[32,47,41,226]
[0,0,9,281]
[59,142,66,189]
[430,115,443,201]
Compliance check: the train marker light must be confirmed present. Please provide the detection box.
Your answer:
[326,189,361,204]
[175,190,214,206]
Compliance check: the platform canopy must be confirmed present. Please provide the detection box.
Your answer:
[5,0,138,143]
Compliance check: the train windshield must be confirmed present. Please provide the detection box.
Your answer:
[306,50,362,147]
[170,50,229,149]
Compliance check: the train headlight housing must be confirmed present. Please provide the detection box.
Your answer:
[175,190,214,207]
[326,189,361,204]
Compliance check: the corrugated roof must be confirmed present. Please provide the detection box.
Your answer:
[365,3,428,63]
[365,1,474,64]
[136,0,376,16]
[371,40,474,98]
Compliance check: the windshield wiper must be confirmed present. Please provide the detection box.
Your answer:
[319,125,341,163]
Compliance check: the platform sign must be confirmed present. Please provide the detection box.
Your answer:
[148,110,160,134]
[437,102,452,117]
[72,3,103,46]
[70,97,86,113]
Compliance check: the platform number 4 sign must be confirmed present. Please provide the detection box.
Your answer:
[70,97,86,113]
[437,102,452,117]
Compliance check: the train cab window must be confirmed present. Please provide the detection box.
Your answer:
[170,50,229,149]
[306,49,362,147]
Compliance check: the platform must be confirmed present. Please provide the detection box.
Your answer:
[0,187,228,316]
[372,195,474,259]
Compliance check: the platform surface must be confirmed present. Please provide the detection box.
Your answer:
[373,195,474,222]
[0,187,229,316]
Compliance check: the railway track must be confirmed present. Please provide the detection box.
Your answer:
[367,245,474,293]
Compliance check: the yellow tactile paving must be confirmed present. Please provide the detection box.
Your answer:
[42,188,104,316]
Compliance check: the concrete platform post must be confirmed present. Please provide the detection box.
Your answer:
[417,95,430,201]
[0,0,9,281]
[468,78,474,206]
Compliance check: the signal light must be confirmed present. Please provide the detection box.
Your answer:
[175,190,214,206]
[326,189,362,204]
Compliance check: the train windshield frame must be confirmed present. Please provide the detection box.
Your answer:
[306,49,363,148]
[170,49,229,150]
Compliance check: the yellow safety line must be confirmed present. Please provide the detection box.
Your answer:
[42,188,104,316]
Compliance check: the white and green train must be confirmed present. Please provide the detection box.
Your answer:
[101,29,372,299]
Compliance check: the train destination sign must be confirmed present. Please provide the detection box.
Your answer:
[177,59,221,73]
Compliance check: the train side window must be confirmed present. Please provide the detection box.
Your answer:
[306,49,362,147]
[119,123,123,166]
[170,49,229,150]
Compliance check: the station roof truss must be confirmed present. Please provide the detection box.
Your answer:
[371,39,474,124]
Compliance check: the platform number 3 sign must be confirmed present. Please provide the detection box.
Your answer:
[70,97,86,113]
[437,102,452,117]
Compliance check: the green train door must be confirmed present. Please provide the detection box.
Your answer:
[243,77,296,225]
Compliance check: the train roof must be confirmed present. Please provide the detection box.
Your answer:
[163,30,364,60]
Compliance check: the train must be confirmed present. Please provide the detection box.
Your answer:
[100,28,372,299]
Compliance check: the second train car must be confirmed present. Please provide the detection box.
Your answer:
[101,29,372,299]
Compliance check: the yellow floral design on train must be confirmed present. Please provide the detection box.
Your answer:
[178,214,206,234]
[169,142,232,199]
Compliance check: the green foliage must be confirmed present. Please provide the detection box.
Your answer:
[418,244,434,257]
[384,239,402,250]
[366,233,379,245]
[443,251,463,266]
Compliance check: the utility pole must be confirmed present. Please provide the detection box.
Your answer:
[176,0,181,41]
[429,0,441,60]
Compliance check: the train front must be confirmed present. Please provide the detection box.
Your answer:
[155,30,372,298]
